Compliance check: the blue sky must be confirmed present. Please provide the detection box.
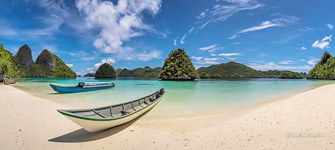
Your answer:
[0,0,334,75]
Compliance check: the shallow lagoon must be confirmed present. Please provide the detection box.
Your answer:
[14,78,334,118]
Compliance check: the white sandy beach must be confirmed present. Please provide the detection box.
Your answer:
[1,84,335,149]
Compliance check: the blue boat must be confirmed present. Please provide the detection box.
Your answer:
[50,82,115,93]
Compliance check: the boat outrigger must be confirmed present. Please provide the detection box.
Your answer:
[50,82,115,93]
[57,88,165,132]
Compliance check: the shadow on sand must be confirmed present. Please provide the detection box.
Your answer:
[48,111,149,143]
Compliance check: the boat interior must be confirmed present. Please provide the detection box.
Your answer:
[64,89,165,119]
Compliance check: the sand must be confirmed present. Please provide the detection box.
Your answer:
[1,84,335,149]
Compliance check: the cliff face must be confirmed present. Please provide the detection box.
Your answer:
[0,43,76,78]
[36,49,56,70]
[15,44,33,69]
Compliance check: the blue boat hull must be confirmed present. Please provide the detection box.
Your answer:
[50,84,115,93]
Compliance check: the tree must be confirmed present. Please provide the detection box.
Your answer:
[159,49,198,80]
[307,51,335,80]
[95,63,116,78]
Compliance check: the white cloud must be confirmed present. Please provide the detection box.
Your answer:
[322,35,332,41]
[298,27,313,32]
[327,23,334,30]
[180,33,187,44]
[199,45,218,52]
[191,56,203,61]
[218,53,241,57]
[0,15,63,39]
[279,60,294,65]
[136,50,162,61]
[191,56,220,66]
[204,57,219,61]
[258,53,267,57]
[312,35,332,49]
[196,0,263,31]
[173,38,177,46]
[229,15,299,39]
[94,57,116,68]
[240,21,281,33]
[182,0,263,42]
[307,57,318,65]
[75,0,162,53]
[248,62,312,72]
[66,64,74,67]
[300,46,307,50]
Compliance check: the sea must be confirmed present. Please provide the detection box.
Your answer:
[13,78,334,118]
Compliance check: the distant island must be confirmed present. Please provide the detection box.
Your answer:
[2,43,333,80]
[0,44,76,78]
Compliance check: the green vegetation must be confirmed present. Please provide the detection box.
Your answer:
[307,51,335,79]
[199,72,209,79]
[198,61,263,78]
[260,70,286,78]
[197,62,306,79]
[51,55,76,77]
[0,43,76,78]
[0,44,19,77]
[118,66,161,78]
[278,71,304,79]
[159,49,198,80]
[95,63,116,78]
[84,73,95,77]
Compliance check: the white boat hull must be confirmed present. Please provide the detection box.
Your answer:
[61,97,163,132]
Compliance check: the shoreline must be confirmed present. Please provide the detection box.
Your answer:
[1,83,335,149]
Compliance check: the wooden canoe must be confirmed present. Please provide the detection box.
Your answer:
[50,82,115,93]
[57,88,165,132]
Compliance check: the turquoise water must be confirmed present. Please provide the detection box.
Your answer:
[13,78,334,118]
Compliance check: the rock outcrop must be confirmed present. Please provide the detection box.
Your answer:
[15,44,33,69]
[36,49,56,70]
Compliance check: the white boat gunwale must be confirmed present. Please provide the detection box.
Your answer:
[57,88,164,121]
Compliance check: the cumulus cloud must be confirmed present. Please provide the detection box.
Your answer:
[75,0,162,53]
[229,15,299,39]
[94,57,116,68]
[312,35,332,49]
